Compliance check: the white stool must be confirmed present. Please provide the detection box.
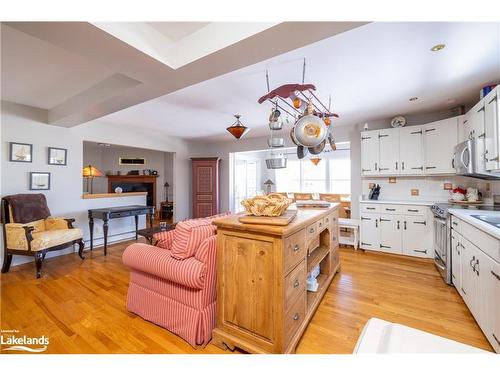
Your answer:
[338,218,360,250]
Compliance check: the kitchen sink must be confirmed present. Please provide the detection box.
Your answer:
[471,215,500,228]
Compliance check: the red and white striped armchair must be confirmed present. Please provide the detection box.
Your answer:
[122,214,228,347]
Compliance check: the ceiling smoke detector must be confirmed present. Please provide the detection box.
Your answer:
[431,44,446,52]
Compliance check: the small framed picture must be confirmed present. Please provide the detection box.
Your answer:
[9,142,33,163]
[48,147,67,166]
[30,172,51,190]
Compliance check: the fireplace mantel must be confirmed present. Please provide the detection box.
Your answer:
[107,175,158,208]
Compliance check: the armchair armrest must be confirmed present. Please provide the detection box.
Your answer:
[122,243,207,290]
[45,217,76,230]
[5,223,35,251]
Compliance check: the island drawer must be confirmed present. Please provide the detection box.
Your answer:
[284,229,306,273]
[284,292,306,345]
[284,260,306,311]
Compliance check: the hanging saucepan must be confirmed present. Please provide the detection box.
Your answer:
[308,139,326,155]
[290,127,299,146]
[293,114,328,147]
[297,145,308,159]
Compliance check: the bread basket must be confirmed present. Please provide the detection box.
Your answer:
[241,193,292,217]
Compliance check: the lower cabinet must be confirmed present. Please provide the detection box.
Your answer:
[451,215,500,353]
[359,203,432,258]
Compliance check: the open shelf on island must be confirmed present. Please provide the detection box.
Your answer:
[307,273,331,311]
[306,245,330,273]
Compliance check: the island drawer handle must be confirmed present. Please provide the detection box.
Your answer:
[293,280,300,288]
[293,244,300,252]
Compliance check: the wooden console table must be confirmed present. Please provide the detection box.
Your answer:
[88,205,154,255]
[212,204,340,353]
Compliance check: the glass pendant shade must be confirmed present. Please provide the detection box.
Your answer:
[310,157,321,166]
[227,114,250,139]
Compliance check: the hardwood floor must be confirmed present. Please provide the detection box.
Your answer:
[0,242,493,354]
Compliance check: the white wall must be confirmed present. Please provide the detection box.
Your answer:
[82,141,173,207]
[1,100,195,266]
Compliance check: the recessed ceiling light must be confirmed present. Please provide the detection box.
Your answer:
[409,97,418,101]
[431,44,446,52]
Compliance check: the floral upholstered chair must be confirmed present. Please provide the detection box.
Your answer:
[1,194,84,278]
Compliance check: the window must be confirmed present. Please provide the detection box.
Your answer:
[233,159,259,212]
[275,144,351,194]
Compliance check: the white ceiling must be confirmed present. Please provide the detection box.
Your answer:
[2,21,363,127]
[98,22,500,141]
[1,25,113,109]
[147,22,210,42]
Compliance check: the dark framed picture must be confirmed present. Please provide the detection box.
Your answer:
[30,172,51,190]
[9,142,33,162]
[48,147,67,166]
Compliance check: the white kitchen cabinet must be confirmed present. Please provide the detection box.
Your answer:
[459,236,479,315]
[451,229,462,290]
[399,126,424,175]
[424,118,458,174]
[379,214,402,254]
[476,248,500,353]
[360,213,380,251]
[402,216,430,258]
[485,87,500,171]
[361,130,379,176]
[378,128,400,175]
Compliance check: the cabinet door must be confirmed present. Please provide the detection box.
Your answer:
[476,249,500,352]
[460,238,479,317]
[399,126,424,175]
[469,100,486,140]
[402,216,430,257]
[379,214,402,254]
[485,89,500,171]
[451,230,462,290]
[424,118,458,174]
[360,213,379,251]
[378,128,400,175]
[361,130,379,176]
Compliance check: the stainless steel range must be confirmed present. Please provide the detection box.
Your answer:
[430,202,500,285]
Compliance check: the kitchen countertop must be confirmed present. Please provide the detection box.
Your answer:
[359,199,445,206]
[449,208,500,240]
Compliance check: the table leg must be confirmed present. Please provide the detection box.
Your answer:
[135,215,139,240]
[89,217,94,251]
[103,218,109,256]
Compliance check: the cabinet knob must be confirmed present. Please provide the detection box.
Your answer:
[293,280,300,288]
[293,313,300,321]
[293,244,300,252]
[309,228,315,233]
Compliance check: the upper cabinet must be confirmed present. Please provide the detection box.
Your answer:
[484,87,500,171]
[378,128,400,174]
[424,118,458,175]
[399,126,424,175]
[361,130,380,176]
[361,117,458,177]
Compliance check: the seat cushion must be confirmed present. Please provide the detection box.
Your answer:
[171,219,216,260]
[44,217,70,231]
[29,228,83,251]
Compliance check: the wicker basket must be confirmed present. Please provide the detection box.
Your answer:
[241,194,292,217]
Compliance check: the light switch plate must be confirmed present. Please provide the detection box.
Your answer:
[388,177,397,183]
[411,189,419,196]
[444,183,452,190]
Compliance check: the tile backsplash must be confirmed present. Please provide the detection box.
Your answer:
[362,176,499,202]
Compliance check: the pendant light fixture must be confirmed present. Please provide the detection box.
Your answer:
[226,114,250,139]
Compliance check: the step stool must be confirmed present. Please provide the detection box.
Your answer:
[338,218,360,250]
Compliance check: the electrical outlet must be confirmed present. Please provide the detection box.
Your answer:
[444,183,452,190]
[411,189,419,196]
[388,177,397,183]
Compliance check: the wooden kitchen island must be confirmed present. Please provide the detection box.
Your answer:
[212,204,340,353]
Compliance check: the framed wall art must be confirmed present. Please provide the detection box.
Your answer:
[30,172,51,190]
[48,147,67,166]
[9,142,33,163]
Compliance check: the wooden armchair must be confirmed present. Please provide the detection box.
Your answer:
[1,194,84,278]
